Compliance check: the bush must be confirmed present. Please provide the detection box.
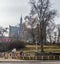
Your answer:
[10,40,26,49]
[0,42,11,52]
[0,40,26,52]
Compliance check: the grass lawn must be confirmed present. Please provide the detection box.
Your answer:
[16,44,60,56]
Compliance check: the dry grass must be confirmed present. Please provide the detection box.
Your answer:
[16,45,60,55]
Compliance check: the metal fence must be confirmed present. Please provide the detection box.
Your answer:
[0,52,60,60]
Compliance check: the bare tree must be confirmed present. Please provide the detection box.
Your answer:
[56,24,60,43]
[25,16,38,43]
[46,21,56,44]
[0,27,8,38]
[29,0,57,52]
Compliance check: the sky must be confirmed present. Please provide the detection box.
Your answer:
[0,0,30,27]
[0,0,60,27]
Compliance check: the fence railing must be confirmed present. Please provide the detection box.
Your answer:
[1,52,60,60]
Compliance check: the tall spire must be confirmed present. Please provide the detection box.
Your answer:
[20,15,23,29]
[20,15,22,25]
[19,15,24,40]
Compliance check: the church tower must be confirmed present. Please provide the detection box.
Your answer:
[19,15,24,40]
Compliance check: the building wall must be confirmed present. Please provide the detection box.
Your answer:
[9,25,19,39]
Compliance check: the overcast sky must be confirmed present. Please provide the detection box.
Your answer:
[0,0,60,27]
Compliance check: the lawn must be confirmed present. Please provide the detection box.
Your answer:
[16,44,60,56]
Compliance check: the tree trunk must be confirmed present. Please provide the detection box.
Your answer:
[44,22,46,44]
[40,21,44,53]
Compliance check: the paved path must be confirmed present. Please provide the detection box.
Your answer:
[0,58,60,64]
[0,60,60,64]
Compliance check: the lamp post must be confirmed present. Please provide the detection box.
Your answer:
[54,32,56,43]
[35,40,38,56]
[36,40,38,52]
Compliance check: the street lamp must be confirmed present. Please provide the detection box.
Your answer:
[36,40,38,52]
[35,40,38,56]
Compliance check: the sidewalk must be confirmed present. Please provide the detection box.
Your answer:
[0,58,21,61]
